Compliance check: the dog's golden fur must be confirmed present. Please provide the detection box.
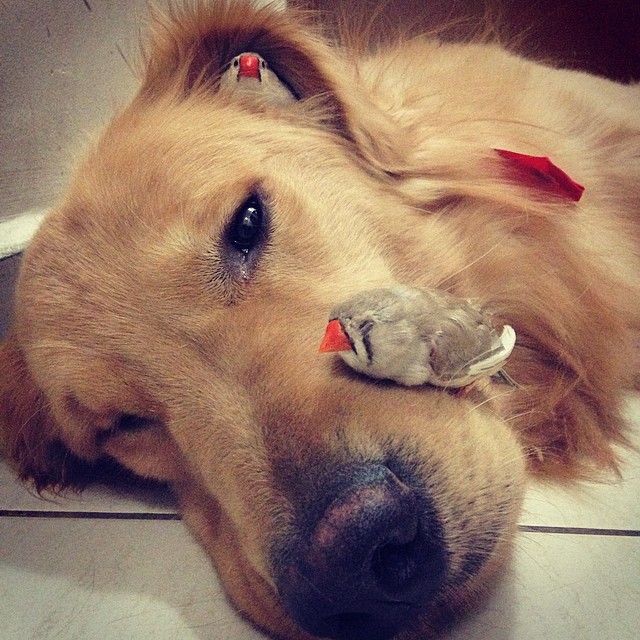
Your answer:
[1,2,639,638]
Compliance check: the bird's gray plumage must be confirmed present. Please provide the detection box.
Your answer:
[327,286,516,387]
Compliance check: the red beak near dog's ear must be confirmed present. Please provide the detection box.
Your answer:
[239,54,261,79]
[319,319,352,353]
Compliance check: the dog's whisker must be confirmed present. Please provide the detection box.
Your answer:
[434,242,502,288]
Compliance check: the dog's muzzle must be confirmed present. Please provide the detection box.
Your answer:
[273,463,447,640]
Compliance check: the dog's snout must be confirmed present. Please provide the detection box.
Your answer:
[275,464,447,640]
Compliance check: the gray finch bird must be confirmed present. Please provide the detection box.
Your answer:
[319,286,516,388]
[218,52,296,106]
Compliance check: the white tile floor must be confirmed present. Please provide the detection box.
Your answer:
[1,395,638,640]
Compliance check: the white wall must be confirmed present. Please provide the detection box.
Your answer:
[0,0,161,258]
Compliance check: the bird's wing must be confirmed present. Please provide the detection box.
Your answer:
[466,325,516,377]
[433,325,517,388]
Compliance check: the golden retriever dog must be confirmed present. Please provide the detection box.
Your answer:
[1,2,639,639]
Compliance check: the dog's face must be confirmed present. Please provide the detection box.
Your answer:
[0,5,526,640]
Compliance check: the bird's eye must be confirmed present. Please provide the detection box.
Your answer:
[227,195,266,253]
[233,58,239,68]
[359,319,375,335]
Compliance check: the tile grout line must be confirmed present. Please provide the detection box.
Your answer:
[1,510,639,536]
[0,509,180,521]
[518,524,640,537]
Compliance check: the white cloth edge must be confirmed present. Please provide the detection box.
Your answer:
[0,209,48,260]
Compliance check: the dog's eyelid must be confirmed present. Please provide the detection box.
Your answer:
[94,413,160,450]
[113,413,156,433]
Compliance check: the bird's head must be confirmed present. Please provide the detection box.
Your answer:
[319,288,434,385]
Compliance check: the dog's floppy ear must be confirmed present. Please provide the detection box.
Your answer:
[140,1,405,171]
[0,335,92,492]
[0,333,187,492]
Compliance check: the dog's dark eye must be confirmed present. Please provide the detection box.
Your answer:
[227,196,266,253]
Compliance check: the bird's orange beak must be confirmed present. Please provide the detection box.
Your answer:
[238,54,261,80]
[319,319,352,353]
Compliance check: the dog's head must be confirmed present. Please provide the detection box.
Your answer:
[0,4,525,639]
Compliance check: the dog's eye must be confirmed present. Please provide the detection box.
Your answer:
[227,196,266,253]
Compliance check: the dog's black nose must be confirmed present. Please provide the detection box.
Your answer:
[275,464,447,640]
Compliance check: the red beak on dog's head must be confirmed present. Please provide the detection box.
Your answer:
[319,319,352,353]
